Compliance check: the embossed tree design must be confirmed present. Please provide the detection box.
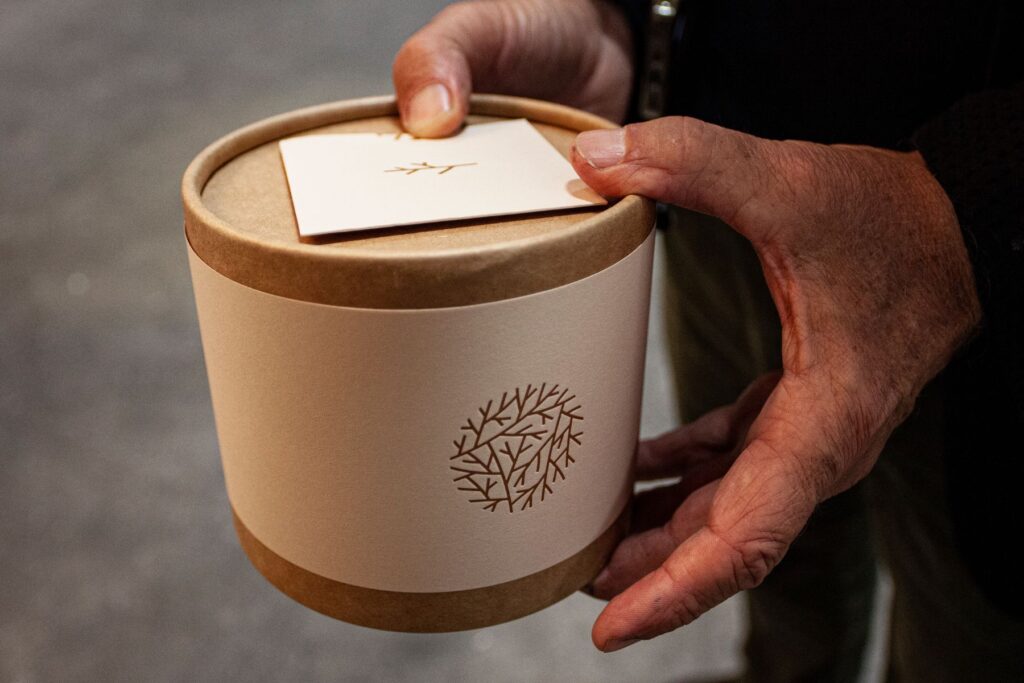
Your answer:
[385,161,478,175]
[450,383,584,512]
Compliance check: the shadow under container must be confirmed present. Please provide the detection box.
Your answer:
[182,94,656,632]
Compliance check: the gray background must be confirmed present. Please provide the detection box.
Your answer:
[1,1,886,681]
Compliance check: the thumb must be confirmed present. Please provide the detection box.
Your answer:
[570,117,772,228]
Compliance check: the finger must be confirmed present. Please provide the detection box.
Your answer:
[636,371,781,481]
[635,406,735,481]
[394,3,521,137]
[592,378,830,652]
[631,460,731,534]
[588,480,720,600]
[569,117,775,231]
[392,5,480,137]
[590,373,783,597]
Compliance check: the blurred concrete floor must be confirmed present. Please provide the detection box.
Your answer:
[0,1,803,681]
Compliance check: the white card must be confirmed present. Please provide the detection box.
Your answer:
[278,119,606,237]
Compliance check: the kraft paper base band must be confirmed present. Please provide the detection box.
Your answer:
[233,502,631,632]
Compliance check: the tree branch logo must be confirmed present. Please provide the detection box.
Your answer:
[385,161,478,175]
[450,383,583,513]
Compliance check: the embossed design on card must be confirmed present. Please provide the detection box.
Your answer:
[278,118,605,236]
[385,161,478,175]
[450,384,583,513]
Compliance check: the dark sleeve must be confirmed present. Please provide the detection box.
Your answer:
[606,0,650,124]
[606,0,647,50]
[912,81,1024,618]
[912,81,1024,348]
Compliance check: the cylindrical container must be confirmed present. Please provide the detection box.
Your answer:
[182,94,656,632]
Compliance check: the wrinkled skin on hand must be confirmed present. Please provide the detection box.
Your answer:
[570,119,981,651]
[392,0,982,654]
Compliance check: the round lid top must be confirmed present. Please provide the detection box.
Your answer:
[182,95,654,308]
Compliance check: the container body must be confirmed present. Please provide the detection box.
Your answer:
[183,95,656,631]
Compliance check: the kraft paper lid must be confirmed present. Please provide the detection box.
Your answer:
[182,94,654,308]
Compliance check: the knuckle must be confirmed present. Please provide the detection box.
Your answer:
[657,116,712,169]
[652,565,703,629]
[392,34,432,78]
[668,115,709,145]
[707,521,789,592]
[618,118,703,204]
[670,591,706,629]
[730,536,785,590]
[637,116,768,223]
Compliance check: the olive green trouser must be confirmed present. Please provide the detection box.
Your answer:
[660,207,1024,683]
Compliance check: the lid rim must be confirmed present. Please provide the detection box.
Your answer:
[182,94,654,308]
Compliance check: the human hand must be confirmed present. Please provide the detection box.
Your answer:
[392,0,633,137]
[569,117,982,651]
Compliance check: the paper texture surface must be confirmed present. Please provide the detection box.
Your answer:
[278,119,606,236]
[189,231,654,593]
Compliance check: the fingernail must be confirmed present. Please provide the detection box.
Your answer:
[604,637,640,653]
[593,567,611,589]
[575,129,625,168]
[407,83,452,130]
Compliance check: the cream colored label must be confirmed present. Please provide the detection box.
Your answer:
[189,231,654,592]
